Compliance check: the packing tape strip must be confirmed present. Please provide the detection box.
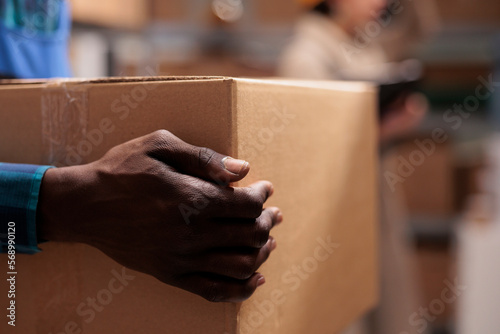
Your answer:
[41,80,89,167]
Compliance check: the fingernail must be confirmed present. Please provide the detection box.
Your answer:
[257,276,266,287]
[223,157,249,175]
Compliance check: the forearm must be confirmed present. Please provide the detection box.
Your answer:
[36,164,98,245]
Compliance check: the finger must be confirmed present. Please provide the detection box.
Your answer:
[174,272,266,303]
[194,208,281,250]
[192,237,276,280]
[203,181,274,219]
[145,130,250,185]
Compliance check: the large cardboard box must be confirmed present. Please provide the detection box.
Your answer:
[0,77,378,334]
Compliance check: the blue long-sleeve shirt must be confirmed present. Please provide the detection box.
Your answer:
[0,163,53,254]
[1,0,71,253]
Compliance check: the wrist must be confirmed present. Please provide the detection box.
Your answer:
[36,166,89,243]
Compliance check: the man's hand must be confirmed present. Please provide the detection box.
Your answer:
[37,130,282,303]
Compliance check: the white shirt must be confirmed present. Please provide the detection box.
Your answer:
[278,12,389,82]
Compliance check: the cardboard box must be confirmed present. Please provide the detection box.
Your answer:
[0,77,378,333]
[70,0,149,29]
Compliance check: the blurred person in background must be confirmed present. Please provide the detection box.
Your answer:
[279,0,439,333]
[0,0,281,303]
[278,0,436,144]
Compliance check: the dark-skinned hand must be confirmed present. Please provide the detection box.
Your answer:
[37,130,282,302]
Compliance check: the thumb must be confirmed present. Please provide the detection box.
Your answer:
[147,130,250,185]
[190,147,251,185]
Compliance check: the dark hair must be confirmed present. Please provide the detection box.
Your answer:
[312,1,331,16]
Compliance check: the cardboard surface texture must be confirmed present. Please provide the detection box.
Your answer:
[0,77,378,334]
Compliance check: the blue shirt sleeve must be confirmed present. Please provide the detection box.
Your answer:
[0,163,54,254]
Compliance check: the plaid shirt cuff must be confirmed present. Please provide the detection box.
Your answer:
[0,163,54,254]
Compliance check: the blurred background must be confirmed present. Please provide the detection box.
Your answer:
[68,0,500,333]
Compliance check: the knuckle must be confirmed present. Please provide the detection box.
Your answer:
[246,189,265,218]
[236,257,257,279]
[203,281,223,303]
[241,282,256,301]
[253,224,270,248]
[152,129,172,141]
[197,147,217,168]
[261,243,272,262]
[146,129,176,153]
[259,212,274,231]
